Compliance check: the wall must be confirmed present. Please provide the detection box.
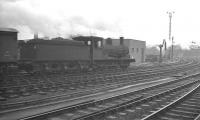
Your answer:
[127,40,146,63]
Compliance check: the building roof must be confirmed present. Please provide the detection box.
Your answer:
[0,28,18,32]
[105,38,145,42]
[115,39,145,42]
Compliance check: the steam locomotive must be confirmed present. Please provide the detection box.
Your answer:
[0,28,135,74]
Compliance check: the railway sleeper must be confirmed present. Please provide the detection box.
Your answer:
[183,101,200,106]
[181,103,200,109]
[175,106,200,113]
[170,109,199,117]
[159,116,182,120]
[164,112,196,120]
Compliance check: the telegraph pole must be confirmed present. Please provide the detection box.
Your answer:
[167,11,174,61]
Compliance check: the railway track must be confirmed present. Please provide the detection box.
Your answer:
[1,61,199,112]
[0,60,200,115]
[142,81,200,120]
[17,73,200,120]
[71,79,200,120]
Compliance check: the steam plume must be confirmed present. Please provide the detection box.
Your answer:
[0,0,121,39]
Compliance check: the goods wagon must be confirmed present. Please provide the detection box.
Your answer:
[0,28,18,63]
[0,28,18,73]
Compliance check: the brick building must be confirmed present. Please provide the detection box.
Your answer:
[103,37,146,63]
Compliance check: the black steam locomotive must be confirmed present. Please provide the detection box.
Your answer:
[0,28,135,74]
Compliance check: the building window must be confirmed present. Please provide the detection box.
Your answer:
[87,41,91,45]
[132,48,134,52]
[106,39,112,45]
[137,48,139,53]
[120,39,124,45]
[98,41,102,47]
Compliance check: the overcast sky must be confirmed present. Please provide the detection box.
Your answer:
[0,0,200,48]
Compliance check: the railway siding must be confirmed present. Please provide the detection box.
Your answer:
[0,77,175,120]
[13,74,198,118]
[1,61,200,120]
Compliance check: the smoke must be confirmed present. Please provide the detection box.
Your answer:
[0,0,21,2]
[0,2,62,38]
[0,0,122,39]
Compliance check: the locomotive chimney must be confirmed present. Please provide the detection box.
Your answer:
[34,33,38,39]
[120,37,124,40]
[120,37,124,45]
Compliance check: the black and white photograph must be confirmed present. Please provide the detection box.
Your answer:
[0,0,200,120]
